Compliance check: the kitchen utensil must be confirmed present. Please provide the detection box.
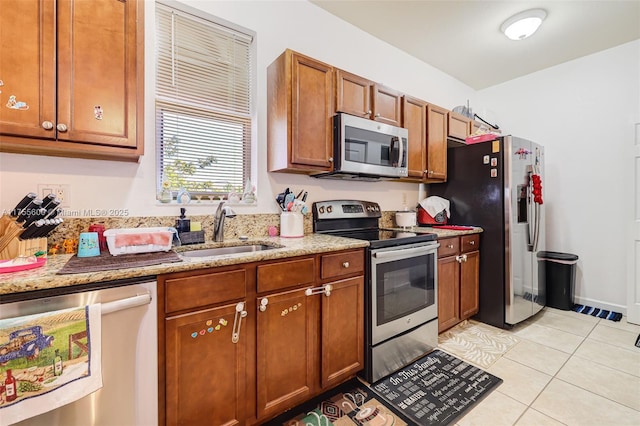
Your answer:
[284,193,295,211]
[10,193,36,217]
[77,232,100,257]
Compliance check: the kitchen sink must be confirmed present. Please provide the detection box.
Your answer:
[180,244,278,258]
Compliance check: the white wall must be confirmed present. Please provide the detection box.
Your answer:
[0,0,475,218]
[477,40,640,312]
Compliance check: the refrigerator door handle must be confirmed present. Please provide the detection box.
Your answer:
[532,203,541,252]
[526,169,534,252]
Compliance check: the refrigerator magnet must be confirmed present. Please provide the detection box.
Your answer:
[483,155,490,164]
[490,168,497,178]
[491,157,498,167]
[492,140,500,153]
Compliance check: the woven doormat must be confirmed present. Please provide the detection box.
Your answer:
[270,350,502,426]
[57,250,183,274]
[572,304,622,321]
[371,350,502,425]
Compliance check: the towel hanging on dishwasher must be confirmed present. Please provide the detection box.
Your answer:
[0,304,103,425]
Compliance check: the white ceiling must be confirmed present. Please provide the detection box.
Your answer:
[310,1,640,90]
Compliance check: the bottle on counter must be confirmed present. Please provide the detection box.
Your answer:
[5,369,17,402]
[53,349,63,376]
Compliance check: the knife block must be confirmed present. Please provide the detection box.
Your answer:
[0,214,47,259]
[0,237,47,260]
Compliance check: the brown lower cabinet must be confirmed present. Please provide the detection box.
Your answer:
[438,234,480,333]
[158,248,364,425]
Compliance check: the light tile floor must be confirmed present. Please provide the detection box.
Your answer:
[442,307,640,426]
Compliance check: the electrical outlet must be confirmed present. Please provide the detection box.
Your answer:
[38,184,71,208]
[402,192,408,207]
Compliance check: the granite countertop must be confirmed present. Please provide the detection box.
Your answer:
[0,227,482,298]
[0,234,368,297]
[407,226,483,238]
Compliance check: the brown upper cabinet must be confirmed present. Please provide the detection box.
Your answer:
[335,69,402,126]
[402,96,428,180]
[0,0,144,161]
[426,104,448,181]
[447,111,471,141]
[268,49,464,182]
[267,50,334,173]
[401,98,448,182]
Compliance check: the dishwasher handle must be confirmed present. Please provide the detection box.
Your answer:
[101,293,152,315]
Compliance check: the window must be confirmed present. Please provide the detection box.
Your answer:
[155,2,254,202]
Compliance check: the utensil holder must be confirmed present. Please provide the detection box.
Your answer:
[280,212,304,238]
[0,214,48,259]
[0,236,47,260]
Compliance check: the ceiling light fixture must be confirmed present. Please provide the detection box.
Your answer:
[500,9,547,41]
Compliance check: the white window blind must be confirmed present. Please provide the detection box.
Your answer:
[155,2,253,199]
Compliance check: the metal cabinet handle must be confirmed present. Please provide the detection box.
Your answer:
[375,113,381,118]
[462,254,468,262]
[469,241,475,245]
[365,110,372,116]
[447,244,454,249]
[56,123,68,132]
[305,284,332,297]
[342,261,350,268]
[42,121,54,130]
[259,297,268,312]
[328,157,334,163]
[455,255,462,263]
[231,302,247,343]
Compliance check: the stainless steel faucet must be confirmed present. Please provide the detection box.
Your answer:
[213,202,237,242]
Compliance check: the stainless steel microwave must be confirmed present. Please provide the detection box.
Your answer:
[313,113,408,181]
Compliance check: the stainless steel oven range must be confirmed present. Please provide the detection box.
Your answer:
[313,200,439,383]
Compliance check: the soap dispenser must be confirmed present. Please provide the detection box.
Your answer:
[175,208,191,233]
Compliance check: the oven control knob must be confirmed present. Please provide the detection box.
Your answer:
[327,205,333,213]
[319,206,325,214]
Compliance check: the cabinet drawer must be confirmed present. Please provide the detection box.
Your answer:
[461,234,480,253]
[165,269,247,314]
[321,250,364,280]
[257,257,315,293]
[438,237,460,258]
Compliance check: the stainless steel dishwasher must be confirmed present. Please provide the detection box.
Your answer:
[0,279,157,426]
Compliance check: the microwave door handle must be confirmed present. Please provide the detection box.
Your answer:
[390,136,400,167]
[398,136,405,169]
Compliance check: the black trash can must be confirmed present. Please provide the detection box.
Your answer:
[538,251,579,310]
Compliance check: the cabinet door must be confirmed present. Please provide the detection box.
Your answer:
[165,303,246,426]
[372,84,402,126]
[321,276,364,388]
[256,288,318,419]
[437,255,460,333]
[290,53,334,169]
[335,69,372,118]
[447,111,470,141]
[268,50,333,172]
[402,96,427,180]
[57,0,141,148]
[426,104,448,181]
[460,250,480,319]
[0,0,56,139]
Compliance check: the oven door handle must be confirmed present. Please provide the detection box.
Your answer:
[373,244,439,260]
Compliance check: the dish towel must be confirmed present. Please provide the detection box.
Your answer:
[419,196,451,218]
[0,304,102,425]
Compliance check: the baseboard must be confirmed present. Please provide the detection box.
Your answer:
[573,296,626,316]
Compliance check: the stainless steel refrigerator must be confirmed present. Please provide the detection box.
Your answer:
[428,136,545,328]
